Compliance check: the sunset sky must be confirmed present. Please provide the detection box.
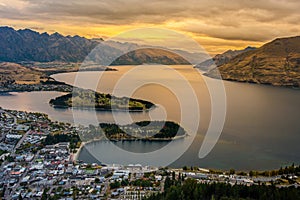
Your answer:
[0,0,299,54]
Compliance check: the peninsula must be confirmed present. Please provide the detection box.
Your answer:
[100,121,186,141]
[49,89,154,111]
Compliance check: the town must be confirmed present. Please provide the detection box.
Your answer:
[0,108,299,200]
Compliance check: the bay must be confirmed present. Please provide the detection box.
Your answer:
[0,65,299,170]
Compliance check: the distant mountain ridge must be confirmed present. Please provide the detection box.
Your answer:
[205,36,300,87]
[111,48,190,65]
[195,46,256,71]
[0,26,200,65]
[0,26,99,62]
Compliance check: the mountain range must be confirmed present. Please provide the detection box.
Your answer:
[1,26,299,87]
[0,26,205,65]
[205,36,300,87]
[0,27,98,62]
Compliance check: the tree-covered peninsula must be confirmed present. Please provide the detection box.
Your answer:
[49,89,154,111]
[100,121,186,141]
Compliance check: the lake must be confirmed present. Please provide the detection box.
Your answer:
[0,65,299,170]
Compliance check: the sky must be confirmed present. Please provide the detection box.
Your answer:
[0,0,299,54]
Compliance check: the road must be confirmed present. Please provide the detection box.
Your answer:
[11,130,30,156]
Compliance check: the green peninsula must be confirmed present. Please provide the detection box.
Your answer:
[49,89,154,111]
[100,121,186,141]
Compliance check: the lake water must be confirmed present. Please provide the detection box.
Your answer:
[0,65,299,170]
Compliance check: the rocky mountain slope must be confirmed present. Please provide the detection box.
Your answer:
[195,46,256,71]
[205,36,300,87]
[0,27,98,62]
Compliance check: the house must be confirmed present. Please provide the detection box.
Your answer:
[155,175,162,181]
[111,191,119,196]
[15,125,29,131]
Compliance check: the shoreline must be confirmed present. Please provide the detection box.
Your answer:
[104,133,188,142]
[1,70,156,112]
[74,133,188,161]
[72,141,86,162]
[201,72,300,89]
[50,104,156,112]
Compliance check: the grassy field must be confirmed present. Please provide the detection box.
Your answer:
[0,62,44,85]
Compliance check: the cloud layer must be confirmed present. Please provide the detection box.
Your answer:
[0,0,299,53]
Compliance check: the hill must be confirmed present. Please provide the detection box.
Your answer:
[0,62,44,85]
[195,46,256,71]
[111,48,190,65]
[205,36,300,87]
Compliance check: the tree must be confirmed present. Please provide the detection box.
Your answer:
[6,155,14,162]
[249,170,255,177]
[270,170,277,176]
[279,167,284,175]
[121,179,129,186]
[41,190,47,200]
[164,177,172,191]
[182,178,197,199]
[165,185,181,200]
[110,181,121,189]
[178,173,182,182]
[145,180,300,200]
[172,171,175,180]
[95,178,100,183]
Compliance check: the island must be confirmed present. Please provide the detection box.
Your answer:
[100,121,187,141]
[49,89,154,111]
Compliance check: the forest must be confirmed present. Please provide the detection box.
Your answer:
[146,176,300,200]
[100,121,186,140]
[49,89,154,111]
